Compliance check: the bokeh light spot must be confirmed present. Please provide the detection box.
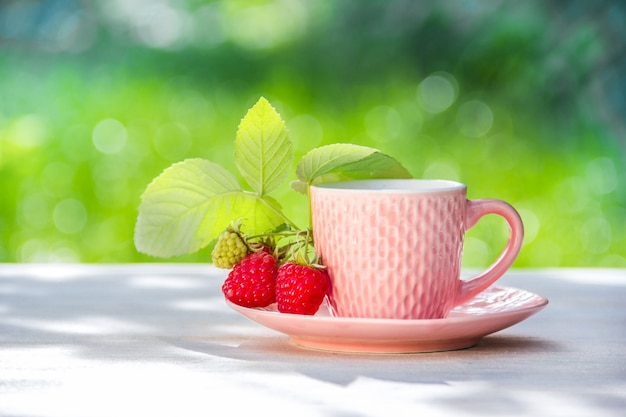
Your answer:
[223,0,309,50]
[19,239,50,263]
[554,176,592,214]
[45,9,96,52]
[527,239,563,266]
[586,157,617,195]
[456,100,494,137]
[600,254,626,267]
[134,4,187,49]
[193,4,226,47]
[53,198,87,234]
[517,207,539,244]
[48,246,80,263]
[365,105,403,143]
[462,236,490,267]
[92,119,127,154]
[423,160,460,181]
[8,114,47,148]
[396,100,424,134]
[581,217,612,254]
[18,193,50,230]
[417,72,458,113]
[169,90,213,128]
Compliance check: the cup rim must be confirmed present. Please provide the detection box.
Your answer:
[310,179,466,193]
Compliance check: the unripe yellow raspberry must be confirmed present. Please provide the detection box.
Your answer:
[211,228,248,269]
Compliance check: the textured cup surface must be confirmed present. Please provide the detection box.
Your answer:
[310,179,523,320]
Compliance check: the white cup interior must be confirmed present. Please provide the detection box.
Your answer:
[311,179,466,193]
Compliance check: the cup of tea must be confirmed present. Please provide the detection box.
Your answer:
[309,179,524,320]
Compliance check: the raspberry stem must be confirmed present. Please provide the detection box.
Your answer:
[247,227,318,266]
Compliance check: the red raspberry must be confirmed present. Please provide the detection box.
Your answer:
[222,252,277,308]
[276,263,329,315]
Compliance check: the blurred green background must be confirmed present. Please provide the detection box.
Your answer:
[0,0,624,267]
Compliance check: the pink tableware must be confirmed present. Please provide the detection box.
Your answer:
[227,286,548,353]
[310,179,524,319]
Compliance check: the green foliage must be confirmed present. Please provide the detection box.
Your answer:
[292,144,412,194]
[134,98,410,259]
[134,98,295,258]
[134,158,285,257]
[235,97,293,196]
[0,0,624,266]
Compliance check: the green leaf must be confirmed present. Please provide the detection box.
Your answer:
[289,179,309,195]
[201,191,289,241]
[235,97,293,196]
[134,158,287,258]
[291,143,412,193]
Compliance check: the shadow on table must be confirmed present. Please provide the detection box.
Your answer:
[169,333,563,387]
[4,266,624,416]
[0,265,563,388]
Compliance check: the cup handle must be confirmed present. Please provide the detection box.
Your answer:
[456,199,524,306]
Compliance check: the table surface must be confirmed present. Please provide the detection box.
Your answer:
[0,264,624,417]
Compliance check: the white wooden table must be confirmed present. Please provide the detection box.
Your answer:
[1,264,624,417]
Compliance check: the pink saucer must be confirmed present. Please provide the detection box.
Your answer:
[226,286,548,353]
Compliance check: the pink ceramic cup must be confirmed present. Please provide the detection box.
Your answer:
[309,179,524,320]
